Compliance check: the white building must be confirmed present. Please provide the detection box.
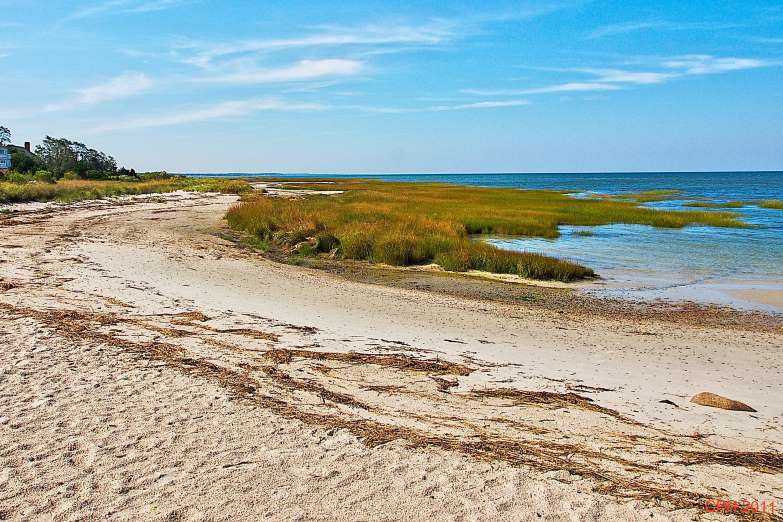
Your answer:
[0,146,11,171]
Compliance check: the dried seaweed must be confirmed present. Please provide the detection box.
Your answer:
[469,388,628,420]
[263,348,472,376]
[677,450,783,474]
[2,302,781,522]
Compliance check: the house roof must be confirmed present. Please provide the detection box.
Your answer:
[5,144,36,158]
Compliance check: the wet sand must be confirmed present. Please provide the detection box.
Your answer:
[1,191,781,521]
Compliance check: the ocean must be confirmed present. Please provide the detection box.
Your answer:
[193,171,783,311]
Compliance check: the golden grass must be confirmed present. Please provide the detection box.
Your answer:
[225,179,746,282]
[758,199,783,210]
[0,177,251,204]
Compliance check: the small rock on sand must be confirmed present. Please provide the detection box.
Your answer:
[690,392,756,412]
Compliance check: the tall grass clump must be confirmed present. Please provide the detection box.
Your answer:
[225,180,748,282]
[758,199,783,210]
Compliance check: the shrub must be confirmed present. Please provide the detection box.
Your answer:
[62,171,81,180]
[314,233,340,252]
[139,171,171,181]
[7,172,31,184]
[33,170,56,184]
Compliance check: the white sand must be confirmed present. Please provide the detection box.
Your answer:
[1,192,780,521]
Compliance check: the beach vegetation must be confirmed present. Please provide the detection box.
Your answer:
[0,176,251,204]
[225,180,747,282]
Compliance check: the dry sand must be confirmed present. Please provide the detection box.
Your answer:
[1,191,781,521]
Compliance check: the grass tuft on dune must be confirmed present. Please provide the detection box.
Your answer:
[226,179,747,282]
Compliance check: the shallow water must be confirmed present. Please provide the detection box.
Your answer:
[194,171,783,311]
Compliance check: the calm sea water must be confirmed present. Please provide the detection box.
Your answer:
[194,172,783,311]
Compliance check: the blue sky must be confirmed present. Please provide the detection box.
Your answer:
[1,0,782,173]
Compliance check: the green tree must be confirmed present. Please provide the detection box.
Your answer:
[35,136,78,176]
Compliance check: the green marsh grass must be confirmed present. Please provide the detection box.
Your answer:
[0,177,251,204]
[758,199,783,210]
[226,179,747,282]
[604,189,682,203]
[685,200,746,208]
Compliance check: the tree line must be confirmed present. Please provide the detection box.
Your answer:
[1,125,142,181]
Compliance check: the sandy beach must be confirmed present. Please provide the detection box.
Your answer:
[1,191,781,521]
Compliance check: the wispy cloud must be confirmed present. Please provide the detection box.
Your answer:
[575,68,674,85]
[748,36,783,44]
[67,0,191,20]
[46,72,152,111]
[463,82,620,96]
[429,99,531,111]
[176,22,456,69]
[465,55,777,98]
[588,20,740,39]
[660,54,772,75]
[94,98,326,131]
[197,59,363,85]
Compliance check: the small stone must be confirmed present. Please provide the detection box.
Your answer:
[690,392,756,412]
[0,417,8,425]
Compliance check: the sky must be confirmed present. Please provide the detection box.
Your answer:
[1,0,782,173]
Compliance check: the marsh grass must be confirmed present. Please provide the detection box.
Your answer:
[604,189,682,203]
[685,199,783,210]
[684,200,746,208]
[0,177,251,204]
[226,179,747,282]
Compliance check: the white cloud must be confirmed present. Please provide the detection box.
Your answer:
[463,82,620,96]
[576,69,674,85]
[429,99,530,111]
[93,98,326,131]
[177,22,455,69]
[198,59,363,85]
[661,55,771,75]
[46,72,152,111]
[464,55,776,99]
[78,72,152,104]
[588,21,668,39]
[588,20,739,39]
